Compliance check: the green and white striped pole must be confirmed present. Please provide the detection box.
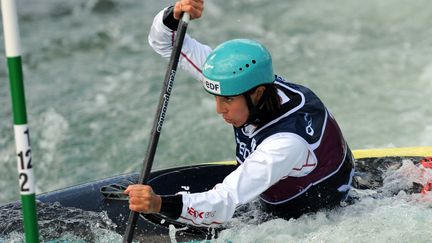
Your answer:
[1,0,40,242]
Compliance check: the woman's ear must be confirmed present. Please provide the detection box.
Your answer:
[252,86,266,104]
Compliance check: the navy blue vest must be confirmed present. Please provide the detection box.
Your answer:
[234,76,348,204]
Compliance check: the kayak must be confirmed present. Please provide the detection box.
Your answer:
[1,146,432,242]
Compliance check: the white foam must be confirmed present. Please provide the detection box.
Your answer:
[214,160,432,242]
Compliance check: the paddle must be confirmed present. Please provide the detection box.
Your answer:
[122,12,191,243]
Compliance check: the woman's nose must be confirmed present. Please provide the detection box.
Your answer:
[215,97,227,114]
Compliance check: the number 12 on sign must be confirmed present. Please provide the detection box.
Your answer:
[14,124,35,194]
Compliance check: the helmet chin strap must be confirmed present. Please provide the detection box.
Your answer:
[241,87,270,127]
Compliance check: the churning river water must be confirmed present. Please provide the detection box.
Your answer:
[1,0,432,242]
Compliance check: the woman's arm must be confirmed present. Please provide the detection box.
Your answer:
[148,6,212,82]
[125,134,310,226]
[175,133,310,226]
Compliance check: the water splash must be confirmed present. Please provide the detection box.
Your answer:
[0,201,121,242]
[213,159,432,243]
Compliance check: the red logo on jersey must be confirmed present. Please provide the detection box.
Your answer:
[187,207,204,219]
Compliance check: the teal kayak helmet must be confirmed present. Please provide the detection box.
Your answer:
[202,39,274,96]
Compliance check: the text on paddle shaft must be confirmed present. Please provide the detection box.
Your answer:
[157,70,176,133]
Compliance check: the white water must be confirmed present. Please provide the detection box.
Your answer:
[212,161,432,243]
[216,195,432,243]
[1,0,432,242]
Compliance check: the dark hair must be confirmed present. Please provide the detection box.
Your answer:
[245,83,282,126]
[262,84,281,113]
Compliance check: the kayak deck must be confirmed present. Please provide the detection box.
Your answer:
[1,147,432,242]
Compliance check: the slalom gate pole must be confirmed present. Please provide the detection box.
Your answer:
[122,12,190,243]
[1,0,40,242]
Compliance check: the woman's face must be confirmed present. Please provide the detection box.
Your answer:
[214,86,265,127]
[215,95,249,127]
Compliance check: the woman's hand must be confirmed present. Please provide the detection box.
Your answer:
[173,0,204,20]
[124,185,162,213]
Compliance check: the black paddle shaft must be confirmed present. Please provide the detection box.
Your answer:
[122,13,190,243]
